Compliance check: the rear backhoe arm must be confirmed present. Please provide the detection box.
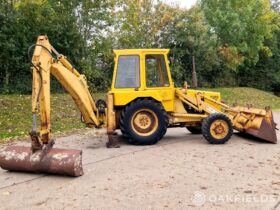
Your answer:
[30,36,102,150]
[0,36,106,176]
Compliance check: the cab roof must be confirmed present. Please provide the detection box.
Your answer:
[113,49,170,56]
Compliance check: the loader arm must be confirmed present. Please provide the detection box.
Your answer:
[30,36,102,149]
[175,89,277,143]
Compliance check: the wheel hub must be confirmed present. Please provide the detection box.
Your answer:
[135,113,152,129]
[214,124,224,134]
[210,120,229,139]
[131,109,158,136]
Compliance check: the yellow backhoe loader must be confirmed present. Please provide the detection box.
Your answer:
[0,36,277,176]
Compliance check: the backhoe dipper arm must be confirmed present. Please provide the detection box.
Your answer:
[30,36,101,149]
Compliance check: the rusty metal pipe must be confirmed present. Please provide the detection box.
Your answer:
[0,146,83,177]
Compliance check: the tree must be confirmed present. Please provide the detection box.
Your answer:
[0,0,280,93]
[157,4,228,87]
[112,0,164,48]
[201,0,280,69]
[0,0,115,93]
[0,0,85,93]
[0,1,18,93]
[75,0,116,90]
[237,0,280,92]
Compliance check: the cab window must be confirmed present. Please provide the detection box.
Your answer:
[145,54,170,87]
[115,55,140,88]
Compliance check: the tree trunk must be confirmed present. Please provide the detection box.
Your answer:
[4,68,10,93]
[192,56,197,89]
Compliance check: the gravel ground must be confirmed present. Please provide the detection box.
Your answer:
[0,113,280,210]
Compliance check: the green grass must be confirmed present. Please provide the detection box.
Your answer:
[0,87,279,140]
[0,93,105,140]
[204,87,280,109]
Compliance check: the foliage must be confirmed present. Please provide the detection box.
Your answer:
[201,0,280,69]
[0,0,279,93]
[237,30,280,92]
[237,0,280,93]
[158,5,226,87]
[0,0,114,93]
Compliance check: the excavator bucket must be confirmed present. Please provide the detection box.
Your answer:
[227,106,277,143]
[0,146,83,177]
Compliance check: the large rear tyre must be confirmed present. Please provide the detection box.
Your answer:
[186,126,202,134]
[119,99,168,145]
[202,113,233,144]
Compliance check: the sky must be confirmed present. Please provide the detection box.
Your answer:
[164,0,198,9]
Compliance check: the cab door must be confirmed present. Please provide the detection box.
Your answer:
[143,53,174,111]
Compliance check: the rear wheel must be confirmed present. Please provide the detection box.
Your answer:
[119,99,168,145]
[202,113,233,144]
[186,126,202,134]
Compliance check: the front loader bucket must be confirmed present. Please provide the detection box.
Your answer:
[229,107,278,143]
[244,110,277,143]
[0,146,83,177]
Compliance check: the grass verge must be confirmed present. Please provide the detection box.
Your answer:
[206,87,280,109]
[0,93,105,140]
[0,87,279,140]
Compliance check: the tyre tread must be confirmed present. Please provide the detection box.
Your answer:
[119,98,168,145]
[201,113,233,144]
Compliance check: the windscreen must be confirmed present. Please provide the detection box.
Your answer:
[115,55,140,88]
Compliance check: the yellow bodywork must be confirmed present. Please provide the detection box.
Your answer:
[111,49,221,112]
[111,49,175,112]
[29,36,277,148]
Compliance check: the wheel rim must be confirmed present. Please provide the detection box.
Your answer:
[210,119,229,139]
[131,109,158,136]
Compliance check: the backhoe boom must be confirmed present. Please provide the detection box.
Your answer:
[30,36,102,150]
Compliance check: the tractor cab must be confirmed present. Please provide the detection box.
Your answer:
[111,49,175,111]
[112,49,172,89]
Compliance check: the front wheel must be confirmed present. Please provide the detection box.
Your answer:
[201,113,233,144]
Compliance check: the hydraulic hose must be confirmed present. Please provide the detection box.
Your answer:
[28,44,54,104]
[28,44,54,131]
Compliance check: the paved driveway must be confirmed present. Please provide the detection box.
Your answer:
[0,113,280,210]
